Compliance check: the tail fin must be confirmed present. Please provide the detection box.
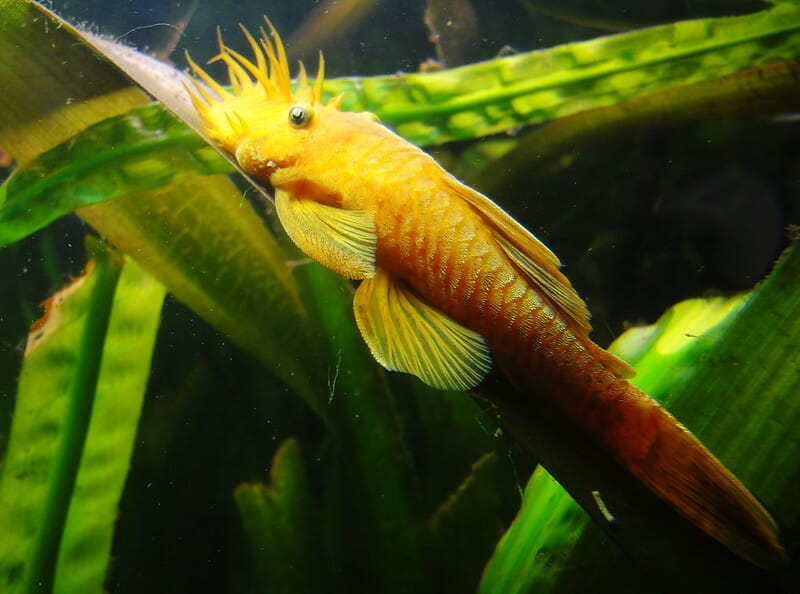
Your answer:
[609,386,786,569]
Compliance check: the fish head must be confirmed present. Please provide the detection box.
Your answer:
[186,19,344,184]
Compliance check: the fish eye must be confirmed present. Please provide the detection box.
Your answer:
[288,105,312,128]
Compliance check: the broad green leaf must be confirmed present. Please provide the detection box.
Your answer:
[471,58,800,192]
[0,240,122,594]
[479,243,800,594]
[76,176,323,414]
[478,466,640,594]
[292,263,429,593]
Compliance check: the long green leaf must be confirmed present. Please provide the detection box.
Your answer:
[471,58,800,192]
[0,240,121,594]
[325,2,800,144]
[293,263,429,593]
[53,256,165,594]
[428,452,504,593]
[477,466,644,594]
[77,173,326,409]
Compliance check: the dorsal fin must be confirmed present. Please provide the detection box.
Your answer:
[442,175,592,335]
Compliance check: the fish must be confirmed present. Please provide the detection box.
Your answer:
[185,20,785,568]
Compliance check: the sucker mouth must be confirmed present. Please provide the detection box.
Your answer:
[234,141,294,183]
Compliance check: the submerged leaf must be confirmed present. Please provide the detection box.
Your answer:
[325,2,800,144]
[235,439,323,594]
[53,256,165,594]
[292,263,430,593]
[428,452,503,593]
[472,58,800,192]
[0,240,165,594]
[0,105,230,249]
[77,175,323,413]
[478,466,629,594]
[0,240,121,594]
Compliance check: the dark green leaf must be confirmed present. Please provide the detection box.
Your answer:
[235,439,323,594]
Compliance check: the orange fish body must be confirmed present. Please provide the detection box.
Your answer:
[187,21,784,568]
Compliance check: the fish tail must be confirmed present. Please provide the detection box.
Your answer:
[604,383,786,569]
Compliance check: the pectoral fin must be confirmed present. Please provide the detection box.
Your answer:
[275,189,376,279]
[353,268,491,390]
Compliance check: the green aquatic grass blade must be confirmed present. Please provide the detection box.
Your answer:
[0,105,230,248]
[477,465,642,594]
[478,243,800,593]
[76,176,323,414]
[234,439,323,593]
[0,240,121,594]
[52,256,165,594]
[326,2,800,144]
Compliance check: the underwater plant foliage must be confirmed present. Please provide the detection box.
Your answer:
[0,1,798,593]
[0,239,165,594]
